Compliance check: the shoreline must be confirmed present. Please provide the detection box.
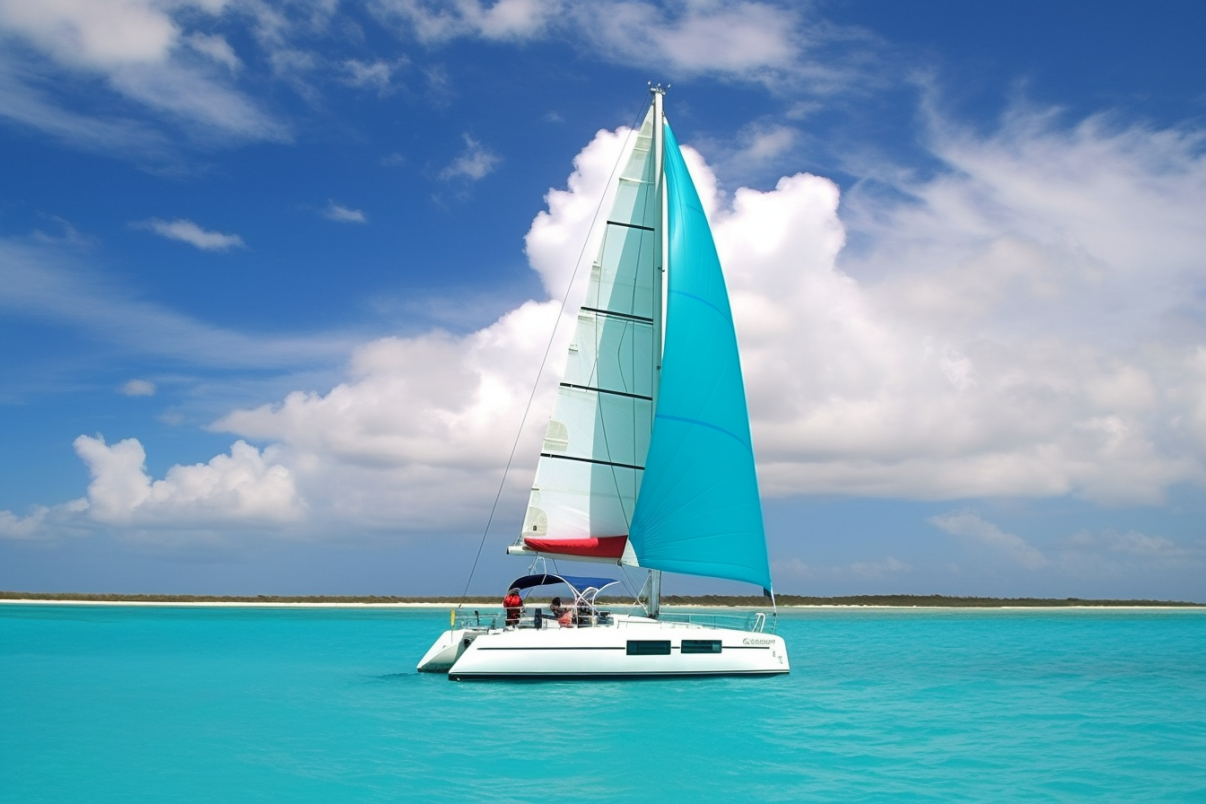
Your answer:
[2,595,1202,610]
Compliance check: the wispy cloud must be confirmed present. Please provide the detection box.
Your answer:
[373,0,871,94]
[440,134,500,181]
[930,510,1048,570]
[0,0,288,155]
[134,218,245,251]
[0,237,355,369]
[120,379,156,397]
[774,556,912,582]
[0,58,170,159]
[185,33,241,72]
[323,201,367,223]
[342,58,406,94]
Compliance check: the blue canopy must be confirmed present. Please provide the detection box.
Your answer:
[508,574,618,595]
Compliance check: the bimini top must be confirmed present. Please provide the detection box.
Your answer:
[508,574,619,595]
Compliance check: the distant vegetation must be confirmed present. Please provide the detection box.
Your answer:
[665,594,1204,608]
[2,591,1201,607]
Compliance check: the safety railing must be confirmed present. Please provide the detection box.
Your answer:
[451,608,614,631]
[656,610,776,633]
[452,609,500,631]
[452,607,776,633]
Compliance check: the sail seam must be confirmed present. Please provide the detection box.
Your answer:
[580,306,654,324]
[653,414,751,450]
[539,453,645,471]
[670,289,725,317]
[607,220,655,232]
[560,383,653,401]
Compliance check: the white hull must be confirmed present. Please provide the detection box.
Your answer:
[418,615,789,680]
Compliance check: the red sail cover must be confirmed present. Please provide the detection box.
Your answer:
[522,535,628,559]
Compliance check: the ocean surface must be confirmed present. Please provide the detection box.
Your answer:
[1,604,1203,803]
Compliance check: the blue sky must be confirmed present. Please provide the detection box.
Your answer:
[2,0,1204,600]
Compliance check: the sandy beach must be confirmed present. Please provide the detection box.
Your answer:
[2,598,1201,610]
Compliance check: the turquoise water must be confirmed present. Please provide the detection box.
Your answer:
[2,605,1203,802]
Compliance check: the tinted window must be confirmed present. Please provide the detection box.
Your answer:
[681,640,722,654]
[626,640,671,656]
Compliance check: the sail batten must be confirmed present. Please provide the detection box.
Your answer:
[519,107,660,554]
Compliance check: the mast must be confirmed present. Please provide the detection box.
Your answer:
[648,83,667,620]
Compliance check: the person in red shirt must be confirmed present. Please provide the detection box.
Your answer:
[503,588,523,627]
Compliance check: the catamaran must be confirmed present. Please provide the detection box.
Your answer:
[418,87,789,679]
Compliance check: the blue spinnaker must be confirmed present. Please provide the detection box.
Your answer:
[628,122,772,591]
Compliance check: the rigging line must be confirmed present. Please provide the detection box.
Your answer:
[456,91,654,607]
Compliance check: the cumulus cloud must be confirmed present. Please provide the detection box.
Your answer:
[200,115,1205,531]
[11,110,1206,539]
[323,201,367,223]
[135,218,245,250]
[440,134,500,182]
[73,434,304,526]
[120,379,156,396]
[929,510,1048,570]
[212,302,563,531]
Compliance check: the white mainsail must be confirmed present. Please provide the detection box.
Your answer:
[515,108,661,560]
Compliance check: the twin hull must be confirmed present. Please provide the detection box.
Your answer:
[417,615,789,680]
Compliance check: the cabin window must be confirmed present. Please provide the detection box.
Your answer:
[681,640,722,654]
[626,640,671,656]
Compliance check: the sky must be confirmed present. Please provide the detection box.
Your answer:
[1,0,1204,601]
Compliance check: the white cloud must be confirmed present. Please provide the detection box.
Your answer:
[0,58,170,157]
[10,111,1206,539]
[573,1,800,78]
[212,301,563,531]
[0,499,88,541]
[930,510,1048,570]
[135,218,245,250]
[371,0,863,92]
[0,0,287,148]
[439,134,500,182]
[120,379,156,396]
[166,117,1206,531]
[323,201,367,223]
[1053,528,1205,581]
[186,32,240,71]
[342,57,406,93]
[0,237,357,369]
[371,0,558,42]
[0,0,182,68]
[73,434,305,526]
[774,556,911,582]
